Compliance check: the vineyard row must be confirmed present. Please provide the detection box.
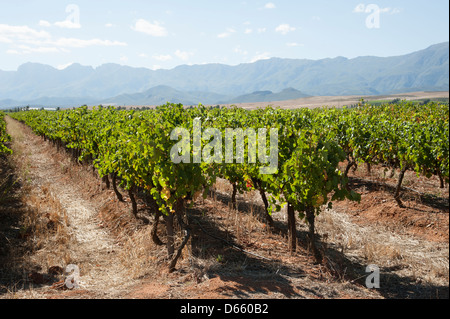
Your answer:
[6,101,449,270]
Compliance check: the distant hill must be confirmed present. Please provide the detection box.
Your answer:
[0,42,448,108]
[220,88,310,104]
[101,85,229,106]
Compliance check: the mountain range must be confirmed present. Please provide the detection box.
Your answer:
[0,42,448,108]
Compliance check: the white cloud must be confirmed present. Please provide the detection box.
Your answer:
[250,52,271,63]
[153,54,173,61]
[31,46,60,53]
[50,38,127,48]
[264,3,276,9]
[54,20,81,29]
[105,23,114,28]
[7,45,61,55]
[245,28,253,34]
[57,62,74,70]
[6,49,20,55]
[353,4,401,15]
[39,20,52,27]
[218,28,236,38]
[175,50,193,61]
[353,4,366,13]
[234,46,248,55]
[133,19,168,37]
[0,36,13,44]
[1,23,126,55]
[120,56,129,63]
[286,42,303,47]
[275,24,296,35]
[381,7,402,14]
[10,38,126,54]
[0,24,51,43]
[38,16,81,29]
[257,27,267,33]
[378,7,391,13]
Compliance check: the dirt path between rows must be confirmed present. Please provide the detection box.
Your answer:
[3,116,139,298]
[2,115,448,299]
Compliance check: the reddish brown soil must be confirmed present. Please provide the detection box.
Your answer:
[336,163,449,243]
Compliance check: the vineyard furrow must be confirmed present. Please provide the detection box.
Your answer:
[3,116,138,298]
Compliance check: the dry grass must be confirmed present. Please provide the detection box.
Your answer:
[206,175,449,298]
[0,118,76,296]
[316,207,449,290]
[117,226,165,279]
[22,186,74,268]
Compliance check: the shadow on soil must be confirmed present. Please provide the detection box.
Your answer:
[348,177,449,211]
[188,188,449,299]
[187,206,301,298]
[0,156,41,295]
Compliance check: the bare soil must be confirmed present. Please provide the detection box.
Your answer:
[124,91,449,110]
[219,91,450,110]
[0,116,448,299]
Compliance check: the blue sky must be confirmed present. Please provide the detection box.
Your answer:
[0,0,448,71]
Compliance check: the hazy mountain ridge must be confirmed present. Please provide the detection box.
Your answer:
[0,42,448,108]
[219,88,310,104]
[102,85,230,106]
